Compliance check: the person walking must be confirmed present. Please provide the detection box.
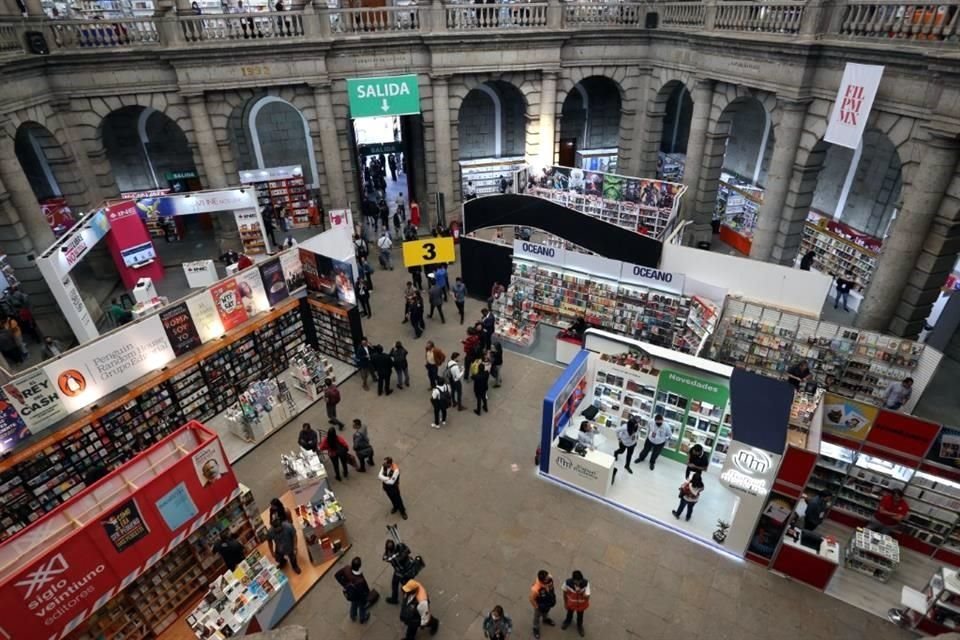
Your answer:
[452,277,467,324]
[434,263,449,301]
[400,579,439,639]
[354,233,369,262]
[480,307,495,350]
[530,570,557,639]
[378,197,390,232]
[378,456,408,519]
[410,293,426,338]
[261,204,279,248]
[267,516,301,574]
[483,605,513,640]
[473,362,490,415]
[372,344,394,396]
[384,538,421,605]
[634,414,671,470]
[673,472,704,521]
[834,269,856,312]
[378,229,394,270]
[402,281,416,323]
[685,443,709,479]
[561,571,590,636]
[409,263,424,290]
[213,530,245,572]
[390,341,411,389]
[359,256,374,290]
[444,352,465,411]
[430,379,451,429]
[490,341,504,387]
[613,417,640,474]
[352,419,375,472]
[427,275,446,323]
[323,378,346,429]
[356,277,372,318]
[355,337,374,391]
[424,341,444,387]
[320,427,352,481]
[335,557,373,623]
[298,422,319,455]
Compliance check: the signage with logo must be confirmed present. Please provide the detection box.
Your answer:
[822,393,877,442]
[328,208,354,230]
[402,237,456,268]
[719,441,780,497]
[164,170,198,181]
[210,278,249,331]
[347,74,421,118]
[511,239,566,267]
[135,190,257,219]
[656,369,729,408]
[56,210,110,275]
[101,498,150,553]
[824,63,884,150]
[183,259,219,288]
[120,189,170,199]
[619,261,685,294]
[1,369,67,433]
[160,302,202,357]
[564,250,622,280]
[259,257,290,306]
[358,141,402,156]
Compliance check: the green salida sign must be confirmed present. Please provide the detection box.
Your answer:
[347,74,421,118]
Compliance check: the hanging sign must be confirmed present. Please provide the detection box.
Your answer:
[185,291,224,343]
[259,257,290,306]
[824,63,884,150]
[511,239,565,267]
[347,74,421,118]
[0,395,30,455]
[619,262,684,294]
[719,441,780,497]
[822,392,877,442]
[402,237,456,268]
[160,302,203,357]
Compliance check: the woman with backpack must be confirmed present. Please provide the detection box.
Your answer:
[391,341,410,389]
[473,362,490,416]
[320,427,352,481]
[673,472,705,521]
[400,579,439,639]
[430,379,451,429]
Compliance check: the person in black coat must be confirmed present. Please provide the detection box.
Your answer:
[473,362,490,415]
[371,345,394,396]
[213,530,246,571]
[409,295,425,339]
[298,423,319,454]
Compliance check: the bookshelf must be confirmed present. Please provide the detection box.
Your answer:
[528,186,673,240]
[306,295,362,365]
[241,167,312,229]
[797,212,880,290]
[459,157,526,196]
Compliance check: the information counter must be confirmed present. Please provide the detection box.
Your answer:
[771,526,841,590]
[549,435,614,497]
[556,331,584,364]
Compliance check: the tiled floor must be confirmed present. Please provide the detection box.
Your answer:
[230,251,917,640]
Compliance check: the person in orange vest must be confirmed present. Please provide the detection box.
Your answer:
[561,570,590,636]
[400,579,439,639]
[410,201,421,228]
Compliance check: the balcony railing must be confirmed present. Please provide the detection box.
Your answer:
[0,1,957,57]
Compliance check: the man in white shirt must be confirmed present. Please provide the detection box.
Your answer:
[378,457,407,520]
[634,414,671,470]
[444,353,464,411]
[465,181,477,200]
[377,229,394,271]
[883,377,913,410]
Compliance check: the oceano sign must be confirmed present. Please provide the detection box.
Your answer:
[347,74,421,118]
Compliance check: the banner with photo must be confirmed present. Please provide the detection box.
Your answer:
[822,392,878,441]
[259,257,290,306]
[101,498,150,553]
[2,369,68,432]
[160,302,203,357]
[185,291,224,343]
[236,267,269,315]
[210,278,249,331]
[0,393,30,454]
[280,248,305,292]
[927,425,960,470]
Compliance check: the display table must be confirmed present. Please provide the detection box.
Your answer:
[549,430,614,497]
[282,450,329,504]
[844,528,900,583]
[294,492,348,566]
[556,331,583,364]
[772,526,841,590]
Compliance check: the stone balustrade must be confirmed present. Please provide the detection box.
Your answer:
[0,0,957,56]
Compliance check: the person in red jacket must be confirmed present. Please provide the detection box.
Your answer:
[561,570,590,637]
[320,426,352,481]
[461,326,481,382]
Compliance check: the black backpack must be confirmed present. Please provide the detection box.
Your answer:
[536,586,557,610]
[400,597,421,625]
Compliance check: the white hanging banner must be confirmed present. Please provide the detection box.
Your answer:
[824,63,885,150]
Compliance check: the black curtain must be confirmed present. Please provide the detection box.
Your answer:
[459,236,513,303]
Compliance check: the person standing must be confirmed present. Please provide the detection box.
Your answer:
[391,341,411,389]
[434,264,449,301]
[400,579,439,639]
[356,277,372,318]
[409,263,424,290]
[473,362,490,415]
[613,417,640,473]
[786,359,812,390]
[213,530,246,572]
[378,229,394,270]
[430,379,451,429]
[378,197,390,232]
[480,307,495,350]
[402,281,416,323]
[685,443,709,479]
[444,352,464,411]
[359,256,374,290]
[452,277,467,324]
[673,472,704,521]
[372,345,394,396]
[834,269,856,312]
[427,275,446,323]
[355,337,374,391]
[561,571,590,636]
[530,570,556,639]
[483,605,513,640]
[462,326,482,381]
[261,204,279,248]
[634,414,670,470]
[298,422,319,455]
[867,488,910,534]
[320,427,352,481]
[269,497,293,524]
[354,233,369,262]
[352,419,375,472]
[267,517,301,574]
[490,341,504,387]
[323,378,346,429]
[410,294,426,338]
[335,557,372,624]
[799,250,816,271]
[388,154,398,181]
[883,377,913,410]
[378,456,408,520]
[424,341,444,387]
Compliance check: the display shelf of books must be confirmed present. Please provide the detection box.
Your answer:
[239,224,267,255]
[845,528,900,583]
[612,285,688,350]
[307,295,362,364]
[902,568,960,634]
[653,389,730,460]
[788,388,822,446]
[911,472,960,553]
[528,186,672,239]
[288,344,336,400]
[673,296,720,356]
[493,281,538,347]
[296,488,348,565]
[200,349,240,416]
[171,363,216,424]
[797,211,880,288]
[590,364,658,437]
[460,157,526,196]
[715,179,763,254]
[657,152,685,181]
[252,176,311,229]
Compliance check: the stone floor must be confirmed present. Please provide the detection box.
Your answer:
[232,252,916,640]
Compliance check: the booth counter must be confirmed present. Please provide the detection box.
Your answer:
[771,526,841,590]
[556,331,583,365]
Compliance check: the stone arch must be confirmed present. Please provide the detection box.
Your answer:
[712,94,776,187]
[559,75,624,171]
[455,80,528,161]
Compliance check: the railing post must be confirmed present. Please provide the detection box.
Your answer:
[304,0,323,38]
[799,0,828,38]
[154,1,181,46]
[430,0,446,32]
[824,0,845,35]
[704,0,717,30]
[547,0,562,28]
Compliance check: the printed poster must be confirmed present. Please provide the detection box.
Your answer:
[824,63,884,150]
[280,248,305,292]
[236,267,269,315]
[299,248,322,292]
[332,259,356,305]
[185,292,223,343]
[156,482,198,531]
[210,278,249,331]
[193,440,227,487]
[822,392,877,441]
[258,257,290,306]
[0,394,30,453]
[160,302,202,357]
[101,498,150,552]
[2,369,68,432]
[927,426,960,469]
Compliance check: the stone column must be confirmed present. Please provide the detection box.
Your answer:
[857,130,960,332]
[186,94,227,189]
[621,70,651,178]
[538,70,558,168]
[680,79,714,241]
[51,100,105,207]
[312,83,347,209]
[431,75,455,225]
[0,125,55,253]
[750,99,808,262]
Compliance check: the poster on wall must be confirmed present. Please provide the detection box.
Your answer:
[41,314,176,413]
[236,268,269,315]
[101,498,150,552]
[822,392,877,441]
[160,302,202,357]
[280,249,305,291]
[332,259,356,305]
[0,394,30,454]
[210,278,249,331]
[259,257,290,306]
[824,63,884,150]
[927,425,960,470]
[1,369,68,432]
[193,441,227,487]
[185,292,224,343]
[156,482,199,531]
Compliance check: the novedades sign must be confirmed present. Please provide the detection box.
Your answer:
[347,74,421,118]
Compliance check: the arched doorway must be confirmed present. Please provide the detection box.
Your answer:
[654,81,693,180]
[101,106,198,194]
[457,80,528,197]
[14,122,86,239]
[559,76,622,172]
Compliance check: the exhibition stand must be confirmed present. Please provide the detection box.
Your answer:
[538,329,795,558]
[239,165,318,231]
[714,176,763,255]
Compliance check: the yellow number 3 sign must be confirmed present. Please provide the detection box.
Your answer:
[402,237,456,268]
